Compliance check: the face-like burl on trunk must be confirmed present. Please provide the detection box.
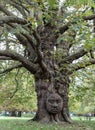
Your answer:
[46,93,63,114]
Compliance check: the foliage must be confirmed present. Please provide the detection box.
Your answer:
[69,65,95,113]
[0,67,37,111]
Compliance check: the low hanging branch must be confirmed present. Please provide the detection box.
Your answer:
[0,50,37,74]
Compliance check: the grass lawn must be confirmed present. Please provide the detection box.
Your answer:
[0,116,95,130]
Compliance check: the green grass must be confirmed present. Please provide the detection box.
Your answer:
[0,116,95,130]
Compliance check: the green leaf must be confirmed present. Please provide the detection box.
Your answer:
[48,0,57,8]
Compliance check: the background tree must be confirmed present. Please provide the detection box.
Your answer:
[0,0,95,123]
[69,66,95,114]
[0,68,37,116]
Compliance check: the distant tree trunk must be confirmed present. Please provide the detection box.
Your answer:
[10,110,16,117]
[17,111,22,117]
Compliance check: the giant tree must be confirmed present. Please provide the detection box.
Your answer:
[0,0,95,123]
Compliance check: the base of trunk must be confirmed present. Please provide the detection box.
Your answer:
[34,76,72,124]
[32,111,73,124]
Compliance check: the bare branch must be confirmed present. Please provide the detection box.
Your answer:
[70,58,95,73]
[1,14,47,72]
[1,23,38,66]
[22,32,49,73]
[33,30,41,47]
[62,48,87,63]
[56,14,95,36]
[0,64,23,75]
[0,56,12,60]
[9,1,28,18]
[10,68,20,98]
[22,33,36,49]
[0,50,37,74]
[83,14,95,20]
[26,0,32,5]
[55,24,69,37]
[5,24,43,71]
[0,4,15,16]
[0,16,27,25]
[2,23,35,59]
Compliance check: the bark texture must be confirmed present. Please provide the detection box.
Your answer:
[33,75,72,123]
[32,24,72,123]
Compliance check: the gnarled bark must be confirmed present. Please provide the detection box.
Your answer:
[33,73,72,123]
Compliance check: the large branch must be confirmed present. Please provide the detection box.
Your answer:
[32,31,49,72]
[83,14,95,20]
[22,31,50,73]
[0,23,35,61]
[4,24,29,47]
[62,48,87,63]
[56,14,95,36]
[0,4,15,16]
[4,24,40,67]
[9,1,28,18]
[0,56,12,60]
[0,50,37,74]
[2,24,35,59]
[22,33,36,49]
[1,23,38,69]
[33,30,41,47]
[0,16,27,25]
[0,3,50,74]
[70,58,95,74]
[0,64,23,75]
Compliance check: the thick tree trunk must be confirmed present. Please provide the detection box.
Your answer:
[33,74,72,123]
[32,24,72,123]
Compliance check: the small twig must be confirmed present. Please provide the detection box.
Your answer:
[0,64,23,75]
[10,68,20,98]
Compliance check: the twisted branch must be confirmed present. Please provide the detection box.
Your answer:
[56,14,95,36]
[0,50,37,74]
[70,58,95,74]
[0,16,27,25]
[61,48,87,63]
